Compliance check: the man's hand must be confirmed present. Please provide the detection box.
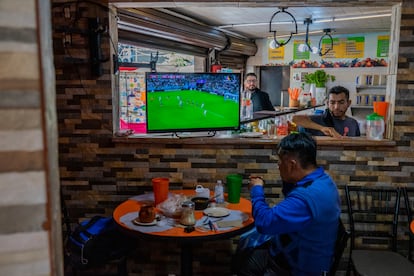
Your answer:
[320,126,342,138]
[248,176,264,190]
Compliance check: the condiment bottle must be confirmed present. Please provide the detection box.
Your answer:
[180,201,196,226]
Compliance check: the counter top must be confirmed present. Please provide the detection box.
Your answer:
[113,134,396,147]
[240,105,324,124]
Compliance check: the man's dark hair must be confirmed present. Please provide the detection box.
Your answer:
[328,85,350,100]
[244,72,257,80]
[277,132,317,168]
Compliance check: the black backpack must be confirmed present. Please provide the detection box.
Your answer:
[66,216,134,268]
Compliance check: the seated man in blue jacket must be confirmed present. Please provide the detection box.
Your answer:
[234,132,341,276]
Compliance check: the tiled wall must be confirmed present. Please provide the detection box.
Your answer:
[51,0,413,275]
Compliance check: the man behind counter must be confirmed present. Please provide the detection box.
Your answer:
[292,85,360,137]
[243,73,275,112]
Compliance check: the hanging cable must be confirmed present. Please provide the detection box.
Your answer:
[269,8,297,48]
[318,28,334,56]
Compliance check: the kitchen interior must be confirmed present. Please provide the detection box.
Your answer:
[115,3,397,138]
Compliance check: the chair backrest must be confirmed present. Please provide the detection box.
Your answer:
[345,185,401,252]
[402,187,414,261]
[328,218,350,276]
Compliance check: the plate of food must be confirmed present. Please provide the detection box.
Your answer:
[132,217,158,226]
[203,207,230,218]
[239,132,263,138]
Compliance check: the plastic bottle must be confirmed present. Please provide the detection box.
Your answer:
[366,113,384,140]
[214,180,224,204]
[241,92,253,120]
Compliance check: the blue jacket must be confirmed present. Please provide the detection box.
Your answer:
[250,167,341,275]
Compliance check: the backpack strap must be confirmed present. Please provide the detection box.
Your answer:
[72,216,104,239]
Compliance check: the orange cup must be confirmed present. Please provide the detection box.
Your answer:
[152,177,169,205]
[373,101,389,118]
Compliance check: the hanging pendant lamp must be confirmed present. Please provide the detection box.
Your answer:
[298,18,319,54]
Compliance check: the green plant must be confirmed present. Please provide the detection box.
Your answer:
[304,70,336,87]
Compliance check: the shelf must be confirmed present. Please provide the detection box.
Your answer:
[351,106,373,109]
[356,85,386,89]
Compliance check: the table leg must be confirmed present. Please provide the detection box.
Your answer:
[181,243,193,276]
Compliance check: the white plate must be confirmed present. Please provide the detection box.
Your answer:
[239,132,263,138]
[203,207,230,218]
[132,218,157,226]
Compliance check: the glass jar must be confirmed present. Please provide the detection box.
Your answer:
[275,115,288,136]
[366,113,385,140]
[180,201,196,226]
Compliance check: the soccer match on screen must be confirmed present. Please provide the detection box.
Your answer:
[145,73,241,133]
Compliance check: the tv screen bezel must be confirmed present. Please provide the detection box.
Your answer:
[145,72,241,134]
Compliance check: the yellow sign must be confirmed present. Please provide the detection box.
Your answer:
[268,39,285,60]
[321,37,365,58]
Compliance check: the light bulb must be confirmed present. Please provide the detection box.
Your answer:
[311,46,319,54]
[297,44,308,52]
[269,39,278,49]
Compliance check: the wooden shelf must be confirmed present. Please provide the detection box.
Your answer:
[356,85,386,89]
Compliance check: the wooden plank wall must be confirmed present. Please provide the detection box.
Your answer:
[0,0,59,275]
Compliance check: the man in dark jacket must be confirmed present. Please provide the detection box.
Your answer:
[234,132,341,276]
[243,72,275,112]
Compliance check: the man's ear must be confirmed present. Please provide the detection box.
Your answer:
[288,158,298,171]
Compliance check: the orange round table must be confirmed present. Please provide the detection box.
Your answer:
[113,189,254,276]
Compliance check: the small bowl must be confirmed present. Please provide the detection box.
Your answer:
[191,197,210,210]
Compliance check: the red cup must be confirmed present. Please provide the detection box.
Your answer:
[373,101,389,118]
[152,177,169,205]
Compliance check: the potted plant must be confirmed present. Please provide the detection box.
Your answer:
[304,69,336,87]
[304,69,336,105]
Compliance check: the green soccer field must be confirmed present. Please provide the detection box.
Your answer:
[146,90,239,132]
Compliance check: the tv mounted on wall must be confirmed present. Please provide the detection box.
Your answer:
[145,72,241,136]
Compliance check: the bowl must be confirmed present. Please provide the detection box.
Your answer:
[191,197,210,210]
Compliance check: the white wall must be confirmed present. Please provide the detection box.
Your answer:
[247,32,390,66]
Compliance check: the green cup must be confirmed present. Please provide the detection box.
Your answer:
[226,174,243,203]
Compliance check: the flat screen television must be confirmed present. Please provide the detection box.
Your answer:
[145,72,241,134]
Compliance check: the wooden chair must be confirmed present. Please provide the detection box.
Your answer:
[402,187,414,262]
[345,185,414,276]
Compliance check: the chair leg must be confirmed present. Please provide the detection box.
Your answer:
[346,258,353,276]
[116,256,128,276]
